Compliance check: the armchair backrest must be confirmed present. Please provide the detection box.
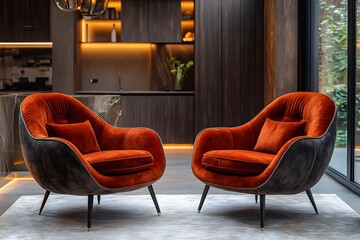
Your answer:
[21,93,106,140]
[249,92,336,141]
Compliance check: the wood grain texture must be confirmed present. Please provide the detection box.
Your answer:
[149,0,182,43]
[195,0,222,134]
[0,0,50,42]
[264,0,277,105]
[119,95,195,143]
[221,0,264,127]
[121,0,150,42]
[51,1,79,94]
[264,0,298,105]
[276,0,298,97]
[222,0,241,31]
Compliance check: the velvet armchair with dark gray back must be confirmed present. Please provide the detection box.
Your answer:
[192,92,337,230]
[19,93,166,230]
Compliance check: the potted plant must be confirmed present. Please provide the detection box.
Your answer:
[169,57,194,90]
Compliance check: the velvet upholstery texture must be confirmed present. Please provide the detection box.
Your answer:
[46,120,101,154]
[254,118,306,154]
[192,91,337,194]
[84,150,154,175]
[19,93,166,195]
[202,150,274,175]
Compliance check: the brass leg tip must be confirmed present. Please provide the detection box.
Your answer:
[260,228,265,231]
[88,228,91,232]
[158,213,161,216]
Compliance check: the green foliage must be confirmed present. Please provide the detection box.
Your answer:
[319,0,348,86]
[319,0,360,146]
[169,57,194,82]
[326,83,360,146]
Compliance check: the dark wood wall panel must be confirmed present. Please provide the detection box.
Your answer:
[195,0,222,134]
[119,95,194,143]
[1,0,50,42]
[221,0,241,31]
[221,31,242,126]
[51,1,78,94]
[221,0,263,127]
[121,0,149,42]
[149,0,181,43]
[241,0,257,30]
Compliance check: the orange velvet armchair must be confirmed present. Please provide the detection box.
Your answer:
[192,92,337,230]
[19,93,166,229]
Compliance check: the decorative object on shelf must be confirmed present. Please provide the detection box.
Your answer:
[111,23,117,42]
[85,23,89,42]
[55,0,109,17]
[183,31,194,42]
[169,57,194,91]
[55,0,82,12]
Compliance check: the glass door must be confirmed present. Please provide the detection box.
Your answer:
[355,0,360,184]
[318,0,348,176]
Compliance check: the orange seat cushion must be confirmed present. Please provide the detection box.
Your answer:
[254,118,306,154]
[46,120,101,154]
[84,150,154,175]
[202,150,275,176]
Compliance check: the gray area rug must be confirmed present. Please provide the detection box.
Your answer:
[0,194,359,239]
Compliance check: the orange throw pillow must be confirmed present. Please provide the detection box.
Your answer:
[254,118,306,154]
[46,120,101,154]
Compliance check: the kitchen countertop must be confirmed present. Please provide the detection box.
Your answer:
[76,90,195,95]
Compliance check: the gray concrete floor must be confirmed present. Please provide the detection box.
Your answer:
[1,148,360,216]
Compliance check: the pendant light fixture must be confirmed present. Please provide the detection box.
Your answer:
[80,0,109,16]
[55,0,109,17]
[55,0,83,12]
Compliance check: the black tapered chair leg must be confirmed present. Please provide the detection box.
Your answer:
[97,195,101,205]
[148,185,161,215]
[255,195,258,203]
[260,195,265,231]
[306,189,318,214]
[39,190,50,215]
[198,185,210,213]
[87,195,94,231]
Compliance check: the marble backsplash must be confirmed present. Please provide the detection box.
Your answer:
[0,94,122,177]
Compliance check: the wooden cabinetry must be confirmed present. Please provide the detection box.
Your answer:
[195,0,264,133]
[113,0,182,43]
[221,0,263,127]
[0,0,50,42]
[81,0,191,43]
[148,0,182,43]
[121,0,149,42]
[118,94,195,143]
[195,0,222,133]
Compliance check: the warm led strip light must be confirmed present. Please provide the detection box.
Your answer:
[0,178,33,192]
[163,144,193,149]
[0,42,53,48]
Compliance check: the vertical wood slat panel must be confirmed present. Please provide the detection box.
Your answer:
[119,95,194,143]
[149,0,182,43]
[195,0,222,134]
[221,0,264,127]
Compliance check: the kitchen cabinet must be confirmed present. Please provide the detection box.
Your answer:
[122,0,181,43]
[0,0,50,42]
[118,94,195,143]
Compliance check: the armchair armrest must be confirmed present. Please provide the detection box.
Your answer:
[100,124,165,167]
[192,123,256,167]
